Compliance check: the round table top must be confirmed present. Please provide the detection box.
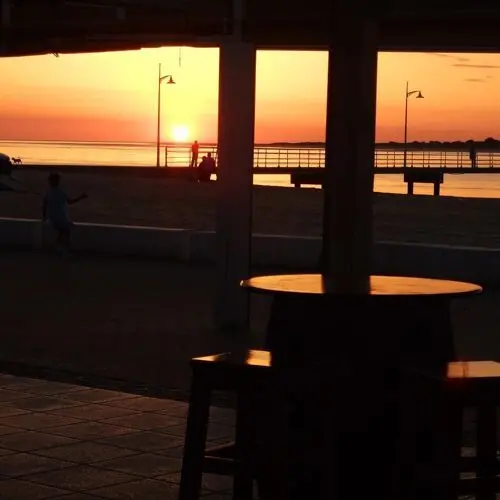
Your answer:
[241,274,482,297]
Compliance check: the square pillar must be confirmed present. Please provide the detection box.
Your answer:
[1,0,10,28]
[322,9,378,292]
[214,42,256,331]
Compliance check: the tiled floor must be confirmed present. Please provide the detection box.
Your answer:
[0,373,235,499]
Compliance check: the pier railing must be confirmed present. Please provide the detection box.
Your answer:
[164,144,500,169]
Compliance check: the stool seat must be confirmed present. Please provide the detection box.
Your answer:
[448,361,500,379]
[447,361,500,400]
[193,349,271,371]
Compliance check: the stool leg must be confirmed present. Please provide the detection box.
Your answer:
[179,375,211,500]
[435,398,463,500]
[476,404,497,500]
[233,388,254,500]
[393,373,462,500]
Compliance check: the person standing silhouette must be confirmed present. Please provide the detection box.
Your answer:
[42,172,87,255]
[190,140,199,169]
[469,141,477,169]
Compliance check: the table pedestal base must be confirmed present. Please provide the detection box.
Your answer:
[259,293,456,499]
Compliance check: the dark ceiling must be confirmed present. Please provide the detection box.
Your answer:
[2,0,500,57]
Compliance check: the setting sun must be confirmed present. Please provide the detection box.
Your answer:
[171,125,189,142]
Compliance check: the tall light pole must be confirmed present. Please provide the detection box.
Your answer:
[403,81,424,169]
[156,63,175,167]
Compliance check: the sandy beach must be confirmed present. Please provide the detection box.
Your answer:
[2,169,500,247]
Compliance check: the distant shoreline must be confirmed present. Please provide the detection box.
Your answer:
[1,138,500,151]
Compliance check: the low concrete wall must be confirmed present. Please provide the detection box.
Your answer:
[71,223,191,260]
[0,218,40,247]
[374,241,500,284]
[1,217,499,284]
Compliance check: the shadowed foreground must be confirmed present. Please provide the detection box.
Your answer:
[0,251,498,396]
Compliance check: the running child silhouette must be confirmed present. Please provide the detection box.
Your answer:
[42,173,87,255]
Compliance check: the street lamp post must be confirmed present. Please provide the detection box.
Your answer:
[403,81,424,169]
[156,63,175,167]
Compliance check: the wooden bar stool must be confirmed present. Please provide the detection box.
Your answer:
[178,350,273,500]
[399,361,500,500]
[447,361,500,500]
[179,353,500,500]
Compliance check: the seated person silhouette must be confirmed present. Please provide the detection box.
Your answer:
[197,152,216,182]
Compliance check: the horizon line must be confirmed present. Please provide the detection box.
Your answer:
[0,138,499,146]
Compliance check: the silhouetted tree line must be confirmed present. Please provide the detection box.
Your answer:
[266,138,500,150]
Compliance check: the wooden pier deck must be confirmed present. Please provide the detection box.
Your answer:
[8,144,500,196]
[18,164,500,176]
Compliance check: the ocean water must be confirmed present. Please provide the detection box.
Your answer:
[2,139,500,199]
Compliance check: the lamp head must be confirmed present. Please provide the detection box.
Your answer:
[416,91,424,99]
[160,74,176,84]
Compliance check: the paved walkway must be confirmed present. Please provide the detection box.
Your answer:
[0,372,234,499]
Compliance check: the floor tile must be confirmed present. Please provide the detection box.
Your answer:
[101,413,185,431]
[209,407,236,426]
[0,373,16,384]
[160,422,233,442]
[102,397,179,412]
[156,445,185,458]
[160,471,233,492]
[0,406,31,418]
[47,494,105,500]
[0,389,33,403]
[0,478,71,499]
[156,423,187,437]
[96,453,182,477]
[0,452,73,477]
[47,495,105,500]
[36,441,137,464]
[61,389,137,404]
[90,478,180,499]
[207,424,234,441]
[96,431,184,453]
[0,424,24,436]
[0,413,82,430]
[47,422,137,440]
[0,376,46,390]
[18,381,88,396]
[154,402,189,419]
[5,396,84,412]
[47,404,140,422]
[24,465,136,491]
[0,430,78,452]
[0,448,16,456]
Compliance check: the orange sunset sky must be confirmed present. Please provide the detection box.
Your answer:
[0,48,499,144]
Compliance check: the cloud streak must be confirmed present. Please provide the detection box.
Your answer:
[431,53,470,63]
[453,63,500,69]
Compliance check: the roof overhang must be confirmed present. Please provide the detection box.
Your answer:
[3,0,500,57]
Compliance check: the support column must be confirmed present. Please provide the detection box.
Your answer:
[214,42,256,331]
[322,8,378,292]
[1,0,10,28]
